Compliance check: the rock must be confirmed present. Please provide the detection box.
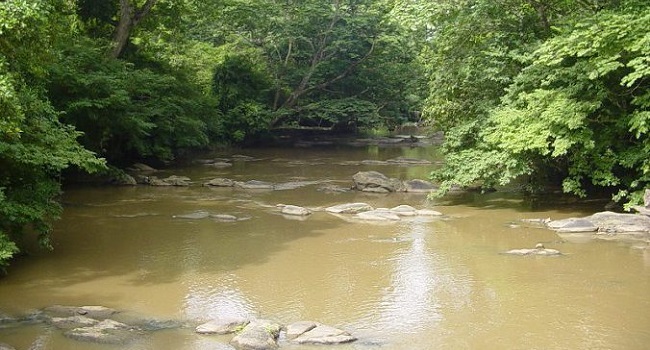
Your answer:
[207,162,233,168]
[390,205,418,216]
[403,179,438,193]
[231,319,281,350]
[548,218,598,233]
[109,173,137,186]
[356,209,401,221]
[64,319,142,345]
[50,315,99,329]
[43,305,117,320]
[317,184,351,193]
[416,209,443,216]
[587,211,650,233]
[325,203,374,214]
[129,318,184,332]
[285,321,318,340]
[360,160,389,165]
[278,204,312,216]
[235,180,275,190]
[645,189,650,208]
[231,154,257,161]
[173,210,211,219]
[386,157,432,165]
[352,171,405,193]
[0,343,16,350]
[129,163,157,172]
[204,178,235,187]
[211,214,239,222]
[273,181,320,191]
[196,317,249,335]
[146,176,172,186]
[161,175,192,186]
[291,324,356,345]
[503,244,561,256]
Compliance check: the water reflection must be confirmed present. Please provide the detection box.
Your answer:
[183,274,256,321]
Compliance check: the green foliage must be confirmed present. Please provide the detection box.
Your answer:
[48,39,217,164]
[430,3,650,206]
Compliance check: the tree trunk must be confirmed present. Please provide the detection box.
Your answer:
[110,0,158,59]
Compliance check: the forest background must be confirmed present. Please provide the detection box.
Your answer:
[1,0,648,268]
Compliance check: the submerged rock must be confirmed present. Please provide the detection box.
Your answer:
[325,203,374,214]
[291,324,356,345]
[235,180,275,190]
[50,315,100,329]
[231,319,281,350]
[173,210,211,220]
[196,317,249,335]
[503,243,561,256]
[42,305,118,320]
[0,343,16,350]
[278,204,312,216]
[64,319,142,345]
[386,157,432,165]
[211,214,239,222]
[356,209,401,221]
[204,178,235,187]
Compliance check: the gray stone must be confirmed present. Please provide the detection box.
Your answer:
[285,321,318,340]
[390,205,418,216]
[235,180,275,190]
[207,162,233,168]
[317,184,351,193]
[416,209,443,216]
[352,171,405,193]
[503,244,561,256]
[161,175,192,186]
[110,173,137,186]
[273,181,320,191]
[204,178,235,187]
[291,324,356,345]
[173,210,211,219]
[360,160,389,165]
[386,157,432,165]
[279,204,312,216]
[403,179,438,193]
[50,315,99,329]
[211,214,239,222]
[43,305,117,320]
[325,203,374,214]
[356,209,401,221]
[0,343,16,350]
[587,211,650,233]
[196,317,249,335]
[548,218,598,233]
[231,319,281,350]
[64,319,142,345]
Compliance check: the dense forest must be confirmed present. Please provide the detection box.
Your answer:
[0,0,648,269]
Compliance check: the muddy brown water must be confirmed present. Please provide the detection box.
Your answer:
[1,145,649,350]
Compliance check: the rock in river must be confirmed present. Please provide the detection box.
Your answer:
[204,178,235,187]
[64,319,142,345]
[196,316,249,335]
[290,323,357,345]
[325,203,374,214]
[278,204,312,216]
[503,243,561,256]
[231,319,281,350]
[352,171,405,193]
[43,305,118,320]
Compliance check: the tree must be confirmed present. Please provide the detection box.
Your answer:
[428,0,650,207]
[0,0,105,270]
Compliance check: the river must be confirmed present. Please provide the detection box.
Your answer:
[1,143,649,349]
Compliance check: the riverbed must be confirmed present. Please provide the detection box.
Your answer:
[1,144,649,349]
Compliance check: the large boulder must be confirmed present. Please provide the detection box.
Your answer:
[352,171,405,193]
[63,319,142,345]
[548,218,599,233]
[547,212,650,234]
[290,324,356,345]
[356,209,401,221]
[196,317,249,335]
[231,319,281,350]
